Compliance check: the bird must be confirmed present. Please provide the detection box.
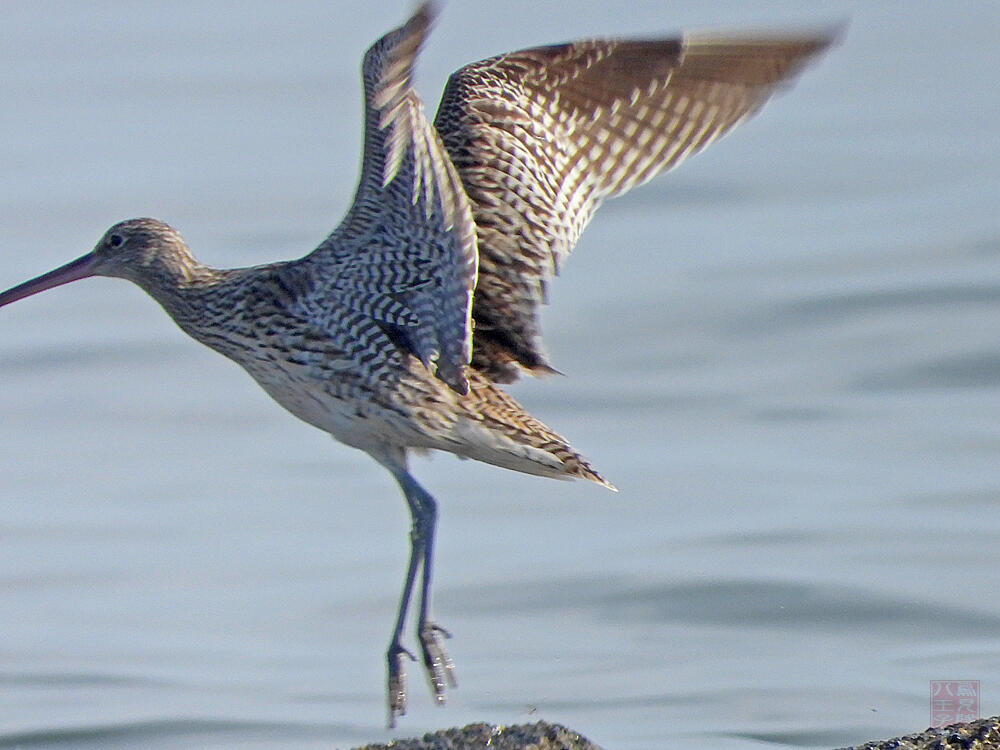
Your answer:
[0,2,835,727]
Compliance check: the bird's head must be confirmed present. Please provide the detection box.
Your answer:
[0,218,198,307]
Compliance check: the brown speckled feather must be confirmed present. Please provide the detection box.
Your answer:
[0,3,836,724]
[434,31,835,381]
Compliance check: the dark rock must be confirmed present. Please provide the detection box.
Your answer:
[836,716,1000,750]
[351,715,1000,750]
[351,721,604,750]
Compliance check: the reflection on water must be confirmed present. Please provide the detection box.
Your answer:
[1,2,999,749]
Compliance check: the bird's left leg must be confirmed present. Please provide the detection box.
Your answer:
[375,448,455,726]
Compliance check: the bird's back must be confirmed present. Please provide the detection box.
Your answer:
[139,6,834,492]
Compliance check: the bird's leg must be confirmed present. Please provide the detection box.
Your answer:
[384,465,455,727]
[404,475,456,699]
[386,503,422,727]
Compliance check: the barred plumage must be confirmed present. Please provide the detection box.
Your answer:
[435,29,835,381]
[0,2,835,727]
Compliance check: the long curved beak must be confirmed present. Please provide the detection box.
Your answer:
[0,252,101,308]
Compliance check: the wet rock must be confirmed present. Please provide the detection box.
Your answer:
[351,715,1000,750]
[836,716,1000,750]
[351,721,604,750]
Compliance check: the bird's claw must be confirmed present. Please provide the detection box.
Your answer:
[387,643,416,728]
[419,620,457,702]
[386,623,455,726]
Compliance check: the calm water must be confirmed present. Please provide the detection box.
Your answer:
[1,2,999,748]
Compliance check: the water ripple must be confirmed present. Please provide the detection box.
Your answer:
[456,575,1000,639]
[0,718,347,749]
[737,283,1000,333]
[854,350,1000,390]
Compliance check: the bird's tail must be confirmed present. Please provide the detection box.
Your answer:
[455,370,617,491]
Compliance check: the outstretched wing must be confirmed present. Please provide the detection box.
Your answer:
[435,30,836,382]
[301,2,478,394]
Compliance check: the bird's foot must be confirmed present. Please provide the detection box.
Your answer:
[387,642,416,728]
[419,620,456,703]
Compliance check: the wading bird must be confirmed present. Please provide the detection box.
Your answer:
[0,2,834,726]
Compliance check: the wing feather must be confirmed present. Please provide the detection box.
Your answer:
[301,2,478,394]
[435,30,836,382]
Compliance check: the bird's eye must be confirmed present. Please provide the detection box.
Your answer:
[108,233,124,248]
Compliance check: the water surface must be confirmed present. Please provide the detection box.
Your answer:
[1,2,999,748]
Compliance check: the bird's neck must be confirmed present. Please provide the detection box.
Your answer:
[126,256,230,329]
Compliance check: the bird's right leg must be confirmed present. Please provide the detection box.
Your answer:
[375,448,453,727]
[385,500,423,727]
